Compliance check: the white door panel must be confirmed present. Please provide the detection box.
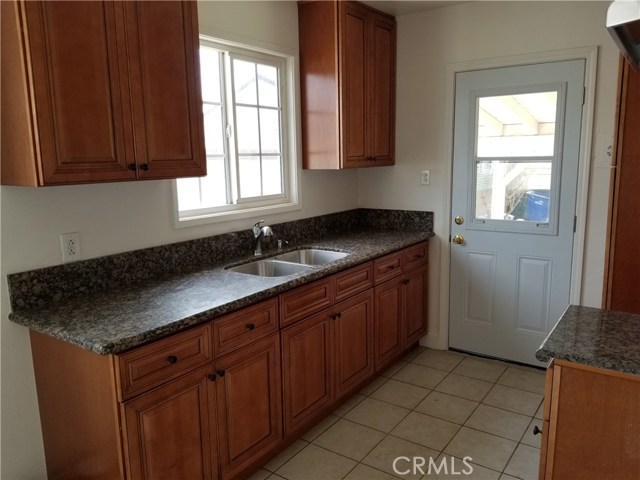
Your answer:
[449,60,585,366]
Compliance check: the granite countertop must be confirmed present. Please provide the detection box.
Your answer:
[536,304,640,375]
[10,230,430,355]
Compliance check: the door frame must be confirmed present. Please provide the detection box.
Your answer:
[432,47,598,350]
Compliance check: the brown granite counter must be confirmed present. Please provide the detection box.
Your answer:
[8,209,433,355]
[536,304,640,375]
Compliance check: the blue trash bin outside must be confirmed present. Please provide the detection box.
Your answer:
[523,190,550,222]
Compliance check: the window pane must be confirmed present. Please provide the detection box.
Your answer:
[176,176,202,211]
[260,108,281,154]
[233,59,257,105]
[477,92,557,157]
[239,156,261,198]
[203,104,224,155]
[475,161,552,221]
[200,47,221,103]
[235,106,260,154]
[262,156,282,195]
[200,157,227,207]
[257,64,279,107]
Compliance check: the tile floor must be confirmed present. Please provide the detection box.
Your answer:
[249,348,546,480]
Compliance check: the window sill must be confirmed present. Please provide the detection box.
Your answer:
[174,200,302,229]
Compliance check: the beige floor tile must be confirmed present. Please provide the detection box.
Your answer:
[415,391,478,424]
[452,357,507,383]
[276,444,356,480]
[444,427,517,472]
[464,405,530,441]
[413,349,465,372]
[435,374,493,401]
[247,468,271,480]
[534,401,544,420]
[359,376,387,396]
[498,475,520,480]
[521,418,542,448]
[263,439,308,472]
[483,384,543,416]
[300,414,340,442]
[497,367,546,394]
[314,419,386,461]
[393,363,448,389]
[381,361,408,378]
[344,463,398,480]
[333,393,366,417]
[422,454,501,479]
[391,411,460,451]
[267,475,287,480]
[344,397,410,433]
[504,444,540,480]
[371,378,430,409]
[363,435,439,479]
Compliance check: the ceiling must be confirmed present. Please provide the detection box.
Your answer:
[360,1,466,16]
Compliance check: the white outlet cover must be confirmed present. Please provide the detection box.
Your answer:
[421,169,430,185]
[60,232,81,263]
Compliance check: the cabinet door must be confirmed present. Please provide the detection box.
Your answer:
[22,1,136,185]
[403,265,428,347]
[282,310,334,437]
[124,1,205,179]
[123,365,216,480]
[340,2,369,168]
[370,14,395,166]
[334,291,374,399]
[215,334,282,479]
[374,278,403,371]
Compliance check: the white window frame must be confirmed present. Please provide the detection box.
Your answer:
[173,36,301,228]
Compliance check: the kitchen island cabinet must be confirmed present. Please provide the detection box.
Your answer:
[1,0,205,186]
[536,305,640,480]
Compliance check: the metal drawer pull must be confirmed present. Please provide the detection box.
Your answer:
[246,323,256,330]
[167,355,178,364]
[385,265,396,270]
[207,373,216,382]
[216,369,226,377]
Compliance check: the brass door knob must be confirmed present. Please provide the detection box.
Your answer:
[452,234,464,245]
[454,216,464,225]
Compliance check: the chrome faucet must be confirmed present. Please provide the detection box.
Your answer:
[252,220,273,256]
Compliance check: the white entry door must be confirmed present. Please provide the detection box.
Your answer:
[449,60,585,366]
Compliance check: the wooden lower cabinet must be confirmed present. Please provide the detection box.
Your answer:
[374,264,428,371]
[282,310,334,437]
[122,365,217,480]
[539,360,640,480]
[334,291,375,398]
[215,334,282,479]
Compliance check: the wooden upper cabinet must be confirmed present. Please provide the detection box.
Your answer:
[0,0,205,186]
[299,0,396,169]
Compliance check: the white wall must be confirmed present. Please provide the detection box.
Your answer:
[358,0,619,349]
[0,2,358,478]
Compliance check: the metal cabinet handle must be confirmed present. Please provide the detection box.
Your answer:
[140,163,150,171]
[167,355,178,364]
[246,323,256,331]
[127,163,137,171]
[216,369,225,377]
[207,373,216,382]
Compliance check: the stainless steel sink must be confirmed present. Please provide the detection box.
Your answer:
[226,259,312,277]
[272,249,348,265]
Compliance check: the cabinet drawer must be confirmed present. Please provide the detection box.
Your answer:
[213,299,278,357]
[335,262,373,302]
[117,324,212,401]
[404,242,428,271]
[373,251,403,285]
[280,278,334,328]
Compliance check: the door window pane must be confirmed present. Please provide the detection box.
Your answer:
[475,161,552,221]
[262,156,282,195]
[260,108,281,154]
[257,64,279,107]
[477,92,557,157]
[236,106,260,154]
[239,156,261,198]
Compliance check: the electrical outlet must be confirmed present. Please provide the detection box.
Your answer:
[421,169,430,185]
[60,232,81,263]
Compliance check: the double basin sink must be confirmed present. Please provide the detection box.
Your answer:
[227,249,348,277]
